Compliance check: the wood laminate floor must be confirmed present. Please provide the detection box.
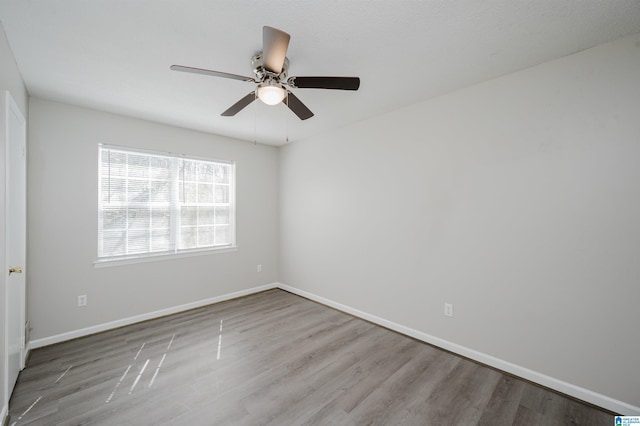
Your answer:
[9,289,614,425]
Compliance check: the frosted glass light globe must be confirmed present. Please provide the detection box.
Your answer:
[257,84,286,105]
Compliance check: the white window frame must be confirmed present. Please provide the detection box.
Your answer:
[95,144,237,267]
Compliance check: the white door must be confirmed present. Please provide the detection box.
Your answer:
[5,91,27,399]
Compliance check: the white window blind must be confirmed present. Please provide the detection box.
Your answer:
[98,145,235,261]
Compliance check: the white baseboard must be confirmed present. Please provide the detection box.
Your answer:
[29,283,277,349]
[26,281,639,415]
[1,404,7,426]
[276,282,640,416]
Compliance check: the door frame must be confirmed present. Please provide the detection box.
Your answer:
[4,90,27,409]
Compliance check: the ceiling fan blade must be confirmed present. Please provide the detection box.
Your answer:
[171,65,255,82]
[262,26,290,74]
[284,91,314,120]
[288,76,360,90]
[221,92,256,116]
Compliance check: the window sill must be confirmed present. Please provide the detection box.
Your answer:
[93,246,238,268]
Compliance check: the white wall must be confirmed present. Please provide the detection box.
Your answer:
[279,33,640,410]
[27,99,279,340]
[0,19,29,419]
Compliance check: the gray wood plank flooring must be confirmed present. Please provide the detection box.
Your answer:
[8,289,615,425]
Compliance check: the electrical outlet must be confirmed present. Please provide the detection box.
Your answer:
[78,295,87,307]
[257,264,262,272]
[444,303,453,317]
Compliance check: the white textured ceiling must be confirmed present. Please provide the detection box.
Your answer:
[1,1,639,146]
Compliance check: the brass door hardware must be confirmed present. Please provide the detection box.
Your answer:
[8,266,23,275]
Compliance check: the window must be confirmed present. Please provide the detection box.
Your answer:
[97,145,235,262]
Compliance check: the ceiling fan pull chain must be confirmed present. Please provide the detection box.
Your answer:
[253,91,258,145]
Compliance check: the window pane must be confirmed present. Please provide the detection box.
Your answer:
[181,159,197,182]
[102,230,126,256]
[181,182,197,203]
[128,208,150,229]
[151,229,170,252]
[127,154,149,178]
[215,225,230,245]
[152,208,170,229]
[128,230,150,254]
[214,164,229,183]
[215,185,229,203]
[181,206,197,226]
[198,162,214,182]
[198,183,214,203]
[199,207,215,225]
[102,208,127,230]
[128,179,149,203]
[101,177,126,203]
[151,180,170,203]
[180,226,197,249]
[198,226,215,246]
[101,151,126,177]
[214,207,229,225]
[150,157,170,180]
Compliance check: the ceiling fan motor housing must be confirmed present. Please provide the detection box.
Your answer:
[252,53,289,83]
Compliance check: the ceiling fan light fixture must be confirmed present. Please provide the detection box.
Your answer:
[257,82,286,105]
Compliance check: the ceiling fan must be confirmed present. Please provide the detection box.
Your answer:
[171,26,360,120]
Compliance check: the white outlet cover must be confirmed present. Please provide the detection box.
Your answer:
[444,303,453,317]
